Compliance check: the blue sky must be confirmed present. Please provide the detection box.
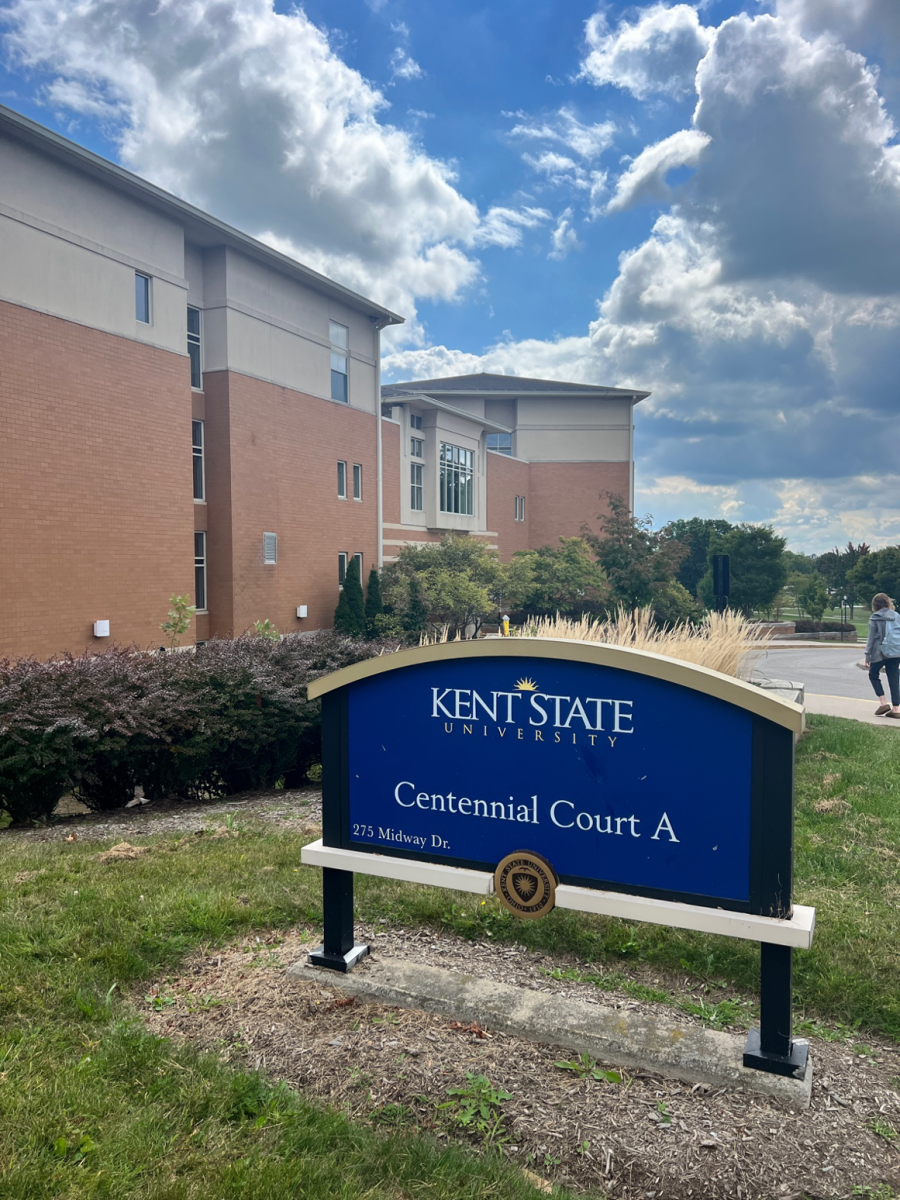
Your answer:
[1,0,899,552]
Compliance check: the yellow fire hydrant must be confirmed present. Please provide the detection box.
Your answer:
[501,613,510,637]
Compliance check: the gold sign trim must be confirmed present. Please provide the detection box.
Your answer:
[494,850,558,920]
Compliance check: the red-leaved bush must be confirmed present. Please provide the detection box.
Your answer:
[0,632,399,823]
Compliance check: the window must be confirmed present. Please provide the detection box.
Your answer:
[515,495,525,522]
[192,420,205,501]
[337,460,347,498]
[411,463,423,511]
[440,442,474,515]
[135,273,150,323]
[329,320,348,403]
[194,532,207,611]
[187,306,202,389]
[410,437,423,458]
[410,413,423,430]
[338,552,348,585]
[263,533,277,564]
[354,552,363,578]
[487,433,512,456]
[353,463,362,501]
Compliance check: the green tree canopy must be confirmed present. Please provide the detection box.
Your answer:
[815,542,870,615]
[698,524,787,615]
[514,537,608,618]
[582,492,687,611]
[847,546,900,610]
[381,535,533,636]
[796,572,829,622]
[665,517,733,597]
[782,549,818,577]
[333,556,366,636]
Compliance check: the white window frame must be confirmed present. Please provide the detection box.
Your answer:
[410,463,423,511]
[439,442,475,516]
[487,433,512,456]
[135,272,151,324]
[338,552,348,585]
[263,532,277,565]
[353,463,363,501]
[354,552,363,579]
[187,306,202,389]
[410,413,423,430]
[410,437,423,458]
[194,531,207,612]
[329,320,349,403]
[337,460,347,499]
[192,419,205,502]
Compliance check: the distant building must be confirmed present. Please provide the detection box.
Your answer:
[0,104,646,660]
[381,373,645,560]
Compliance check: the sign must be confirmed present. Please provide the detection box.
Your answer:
[304,639,813,1079]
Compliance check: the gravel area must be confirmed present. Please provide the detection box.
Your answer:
[6,790,900,1198]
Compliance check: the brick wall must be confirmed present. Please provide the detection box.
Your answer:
[527,462,629,550]
[486,452,531,558]
[0,300,194,659]
[204,371,379,636]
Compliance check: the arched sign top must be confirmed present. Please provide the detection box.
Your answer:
[308,638,804,735]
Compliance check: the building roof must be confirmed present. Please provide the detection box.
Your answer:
[382,372,648,400]
[0,103,404,327]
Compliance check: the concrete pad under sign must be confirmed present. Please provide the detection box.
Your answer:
[289,955,812,1108]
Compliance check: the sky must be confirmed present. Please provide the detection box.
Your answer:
[1,0,899,553]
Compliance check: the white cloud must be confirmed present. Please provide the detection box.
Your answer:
[1,0,534,342]
[390,47,424,81]
[548,208,581,260]
[606,128,710,213]
[391,5,900,548]
[471,206,552,250]
[581,3,714,99]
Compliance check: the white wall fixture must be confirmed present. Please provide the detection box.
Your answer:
[297,605,308,618]
[93,620,110,637]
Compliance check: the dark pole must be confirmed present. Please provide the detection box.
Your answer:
[743,943,808,1077]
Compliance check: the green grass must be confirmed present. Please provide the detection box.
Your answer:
[1,713,899,1195]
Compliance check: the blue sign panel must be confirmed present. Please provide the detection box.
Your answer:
[345,655,752,902]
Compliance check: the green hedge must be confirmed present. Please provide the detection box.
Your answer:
[0,632,397,824]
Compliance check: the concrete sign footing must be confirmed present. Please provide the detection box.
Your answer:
[289,954,812,1109]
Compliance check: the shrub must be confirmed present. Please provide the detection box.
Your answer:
[0,632,400,823]
[794,620,855,633]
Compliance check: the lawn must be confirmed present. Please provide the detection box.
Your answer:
[1,713,898,1197]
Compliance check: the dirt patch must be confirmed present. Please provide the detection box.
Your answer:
[95,841,148,863]
[141,926,900,1200]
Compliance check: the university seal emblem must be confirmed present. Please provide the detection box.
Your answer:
[493,851,558,919]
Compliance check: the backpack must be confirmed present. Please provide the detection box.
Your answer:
[880,612,900,658]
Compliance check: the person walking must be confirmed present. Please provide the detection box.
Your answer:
[864,593,900,717]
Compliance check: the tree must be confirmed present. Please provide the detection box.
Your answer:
[782,550,817,577]
[381,535,533,637]
[665,518,733,598]
[698,525,787,616]
[847,546,900,611]
[334,556,366,636]
[364,566,384,637]
[816,542,870,617]
[582,492,687,612]
[514,537,608,618]
[796,573,829,622]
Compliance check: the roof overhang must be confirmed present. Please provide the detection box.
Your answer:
[383,392,512,434]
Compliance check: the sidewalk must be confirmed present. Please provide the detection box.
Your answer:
[805,693,900,726]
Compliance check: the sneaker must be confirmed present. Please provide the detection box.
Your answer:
[875,703,891,715]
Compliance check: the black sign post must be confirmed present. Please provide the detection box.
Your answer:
[305,640,812,1079]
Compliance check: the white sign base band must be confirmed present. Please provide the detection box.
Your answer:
[300,839,815,949]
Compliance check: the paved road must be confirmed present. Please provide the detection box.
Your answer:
[752,644,870,700]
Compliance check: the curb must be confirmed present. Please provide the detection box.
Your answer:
[289,955,812,1109]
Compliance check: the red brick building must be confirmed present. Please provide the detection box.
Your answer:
[0,104,646,660]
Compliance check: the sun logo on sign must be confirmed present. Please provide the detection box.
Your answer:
[514,677,538,691]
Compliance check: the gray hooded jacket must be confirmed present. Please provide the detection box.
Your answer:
[865,607,900,663]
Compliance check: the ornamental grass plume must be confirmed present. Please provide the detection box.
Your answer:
[519,607,768,680]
